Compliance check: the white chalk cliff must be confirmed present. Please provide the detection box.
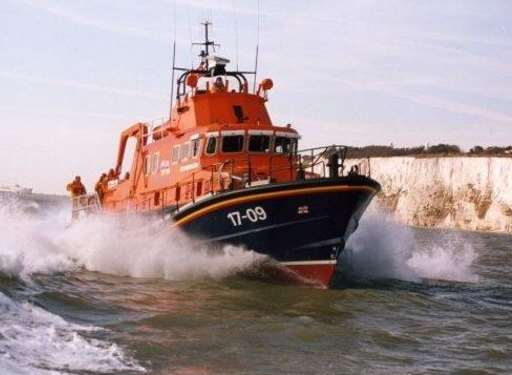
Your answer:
[345,157,512,233]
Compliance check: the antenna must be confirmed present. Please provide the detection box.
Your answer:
[169,1,177,120]
[169,40,176,120]
[192,21,219,70]
[253,0,262,92]
[233,0,239,71]
[170,21,259,107]
[253,44,259,92]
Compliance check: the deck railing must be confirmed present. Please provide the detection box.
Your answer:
[101,145,373,216]
[70,193,101,219]
[132,145,373,214]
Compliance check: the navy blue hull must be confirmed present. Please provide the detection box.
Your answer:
[173,176,380,265]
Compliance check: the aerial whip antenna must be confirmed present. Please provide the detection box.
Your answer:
[169,0,177,120]
[169,40,176,120]
[253,44,259,92]
[187,4,193,68]
[253,0,262,92]
[233,0,239,71]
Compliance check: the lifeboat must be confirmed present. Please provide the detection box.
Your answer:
[80,22,381,288]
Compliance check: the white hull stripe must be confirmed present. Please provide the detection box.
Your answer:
[280,260,337,266]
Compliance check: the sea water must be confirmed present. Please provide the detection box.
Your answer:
[0,200,511,374]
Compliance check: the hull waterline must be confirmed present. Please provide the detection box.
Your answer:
[280,260,337,288]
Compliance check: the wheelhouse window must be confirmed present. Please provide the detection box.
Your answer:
[248,135,271,153]
[191,138,201,158]
[150,153,160,174]
[171,146,180,163]
[144,156,150,176]
[274,136,297,154]
[205,137,217,155]
[222,135,245,153]
[179,143,189,161]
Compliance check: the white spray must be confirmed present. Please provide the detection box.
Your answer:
[0,201,149,374]
[344,208,479,283]
[0,201,266,282]
[0,290,145,374]
[0,199,267,375]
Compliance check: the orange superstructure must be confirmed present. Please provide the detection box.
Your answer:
[100,30,299,214]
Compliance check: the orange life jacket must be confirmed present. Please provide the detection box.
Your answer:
[67,181,86,197]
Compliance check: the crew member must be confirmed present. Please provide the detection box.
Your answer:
[212,77,226,92]
[66,176,86,196]
[94,173,108,202]
[66,176,86,219]
[107,168,116,181]
[348,165,359,176]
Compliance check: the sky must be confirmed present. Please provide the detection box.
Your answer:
[1,0,512,193]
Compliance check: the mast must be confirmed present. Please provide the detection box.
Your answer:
[193,21,219,70]
[169,22,258,109]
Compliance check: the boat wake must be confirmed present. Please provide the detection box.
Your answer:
[0,199,267,374]
[0,201,266,282]
[343,209,479,284]
[0,202,145,374]
[0,290,144,374]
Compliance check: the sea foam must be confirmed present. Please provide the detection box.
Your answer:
[0,198,262,375]
[0,291,145,374]
[0,199,265,281]
[344,208,479,283]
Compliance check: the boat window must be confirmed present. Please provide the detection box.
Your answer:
[144,155,150,176]
[274,137,297,154]
[150,153,160,174]
[222,135,245,153]
[191,139,201,158]
[205,137,217,155]
[180,143,189,161]
[175,185,181,201]
[196,180,203,197]
[171,146,180,163]
[233,105,244,123]
[248,135,271,153]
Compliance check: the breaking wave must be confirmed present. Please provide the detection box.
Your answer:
[0,290,145,374]
[0,203,76,280]
[0,199,265,282]
[0,198,265,374]
[344,210,479,283]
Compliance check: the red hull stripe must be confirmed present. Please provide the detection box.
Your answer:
[283,261,337,288]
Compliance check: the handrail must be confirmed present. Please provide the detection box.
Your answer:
[70,193,101,219]
[129,144,372,215]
